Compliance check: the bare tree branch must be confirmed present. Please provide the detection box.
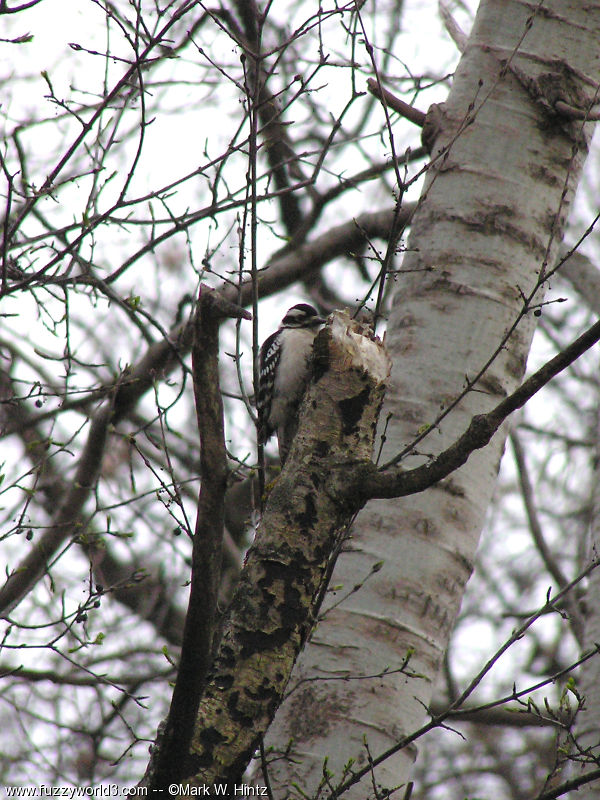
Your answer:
[0,403,111,617]
[367,77,427,127]
[3,0,200,257]
[150,290,251,788]
[351,315,600,501]
[510,430,585,643]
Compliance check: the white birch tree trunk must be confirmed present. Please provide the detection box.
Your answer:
[263,1,600,796]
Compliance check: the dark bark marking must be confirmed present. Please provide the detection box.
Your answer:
[338,386,371,434]
[296,492,317,529]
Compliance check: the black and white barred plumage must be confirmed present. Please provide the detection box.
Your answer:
[257,303,325,461]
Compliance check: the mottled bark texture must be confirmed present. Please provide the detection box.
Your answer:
[178,312,390,788]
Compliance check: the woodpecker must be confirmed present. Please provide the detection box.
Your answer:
[257,303,326,462]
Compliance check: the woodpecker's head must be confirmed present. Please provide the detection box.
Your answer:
[281,303,326,329]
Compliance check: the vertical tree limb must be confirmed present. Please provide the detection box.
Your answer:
[149,290,251,789]
[167,312,391,788]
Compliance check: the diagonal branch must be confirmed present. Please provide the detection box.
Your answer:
[3,0,199,259]
[367,77,427,127]
[510,430,585,644]
[351,316,600,501]
[0,404,111,618]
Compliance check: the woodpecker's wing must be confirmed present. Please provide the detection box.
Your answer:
[256,329,281,443]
